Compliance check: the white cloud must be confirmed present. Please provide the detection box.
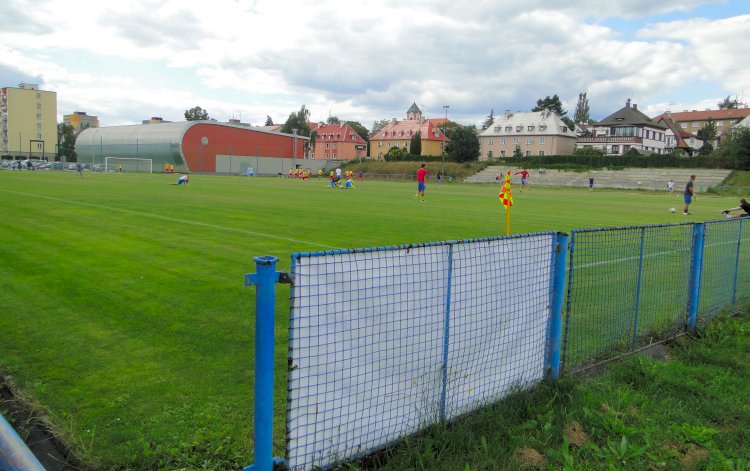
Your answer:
[1,0,748,126]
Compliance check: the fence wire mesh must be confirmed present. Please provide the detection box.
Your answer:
[563,224,693,372]
[286,233,555,470]
[699,219,748,323]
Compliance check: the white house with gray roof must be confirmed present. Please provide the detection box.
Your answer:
[479,109,576,160]
[577,99,668,155]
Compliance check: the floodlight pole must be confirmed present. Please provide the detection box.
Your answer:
[292,129,298,175]
[442,105,449,178]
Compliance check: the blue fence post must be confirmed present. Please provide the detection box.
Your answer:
[439,243,454,422]
[631,227,647,350]
[687,223,705,330]
[244,256,287,471]
[548,232,569,379]
[0,413,45,471]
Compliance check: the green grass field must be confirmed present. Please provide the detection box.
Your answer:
[0,170,744,469]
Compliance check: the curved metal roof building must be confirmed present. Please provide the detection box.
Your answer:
[77,121,309,175]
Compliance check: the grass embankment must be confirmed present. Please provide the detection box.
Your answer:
[340,161,490,180]
[347,306,750,470]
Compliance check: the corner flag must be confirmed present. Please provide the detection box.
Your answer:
[498,170,513,234]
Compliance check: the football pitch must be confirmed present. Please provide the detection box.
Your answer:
[0,170,738,468]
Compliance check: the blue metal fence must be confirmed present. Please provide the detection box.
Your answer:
[243,218,749,471]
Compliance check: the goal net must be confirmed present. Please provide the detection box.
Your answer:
[104,157,153,173]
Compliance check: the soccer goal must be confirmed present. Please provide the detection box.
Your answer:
[104,157,153,173]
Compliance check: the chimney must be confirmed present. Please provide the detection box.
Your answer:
[633,104,638,110]
[626,98,631,108]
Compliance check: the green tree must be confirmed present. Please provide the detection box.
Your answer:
[410,131,422,156]
[482,109,495,131]
[532,94,567,117]
[696,118,718,147]
[265,115,274,126]
[184,106,209,121]
[57,123,77,161]
[346,121,370,143]
[722,126,750,169]
[512,146,523,158]
[717,95,741,110]
[698,141,714,155]
[281,105,312,137]
[281,105,313,158]
[371,119,391,134]
[446,125,480,163]
[327,115,341,125]
[574,92,591,123]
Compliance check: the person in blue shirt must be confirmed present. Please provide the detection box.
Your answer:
[173,175,190,185]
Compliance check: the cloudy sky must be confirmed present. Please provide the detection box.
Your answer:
[2,0,749,129]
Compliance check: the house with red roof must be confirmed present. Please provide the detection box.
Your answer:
[309,122,368,161]
[653,114,702,156]
[651,107,750,147]
[369,103,449,159]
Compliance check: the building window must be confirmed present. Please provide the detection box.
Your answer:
[404,142,409,148]
[505,126,512,132]
[525,151,531,156]
[36,123,42,130]
[611,145,620,154]
[387,142,391,148]
[540,136,545,144]
[494,127,501,132]
[333,154,337,160]
[36,103,42,110]
[325,143,330,149]
[325,153,329,159]
[623,145,631,152]
[36,113,41,119]
[692,122,699,128]
[36,93,41,99]
[395,142,399,147]
[500,150,506,157]
[526,137,533,145]
[377,141,382,147]
[539,150,544,156]
[333,143,337,149]
[717,121,723,127]
[516,125,523,132]
[527,125,534,131]
[501,137,506,145]
[489,138,494,145]
[513,137,519,145]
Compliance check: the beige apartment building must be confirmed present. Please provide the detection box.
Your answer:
[1,83,58,159]
[479,109,576,159]
[64,111,100,135]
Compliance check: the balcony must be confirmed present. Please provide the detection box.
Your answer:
[576,136,643,144]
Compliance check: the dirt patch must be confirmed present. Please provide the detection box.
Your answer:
[0,376,81,470]
[564,420,589,447]
[514,446,547,470]
[679,445,710,469]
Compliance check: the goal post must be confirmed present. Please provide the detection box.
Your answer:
[104,157,153,173]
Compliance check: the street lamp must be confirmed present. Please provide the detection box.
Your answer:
[442,105,449,177]
[292,129,298,175]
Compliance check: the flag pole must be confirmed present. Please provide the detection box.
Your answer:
[505,205,510,235]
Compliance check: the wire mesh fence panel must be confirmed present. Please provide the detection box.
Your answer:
[739,219,750,304]
[699,219,746,323]
[445,234,554,419]
[287,245,449,470]
[563,224,693,371]
[286,233,556,470]
[630,224,693,341]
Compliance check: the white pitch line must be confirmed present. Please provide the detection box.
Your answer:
[1,189,338,250]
